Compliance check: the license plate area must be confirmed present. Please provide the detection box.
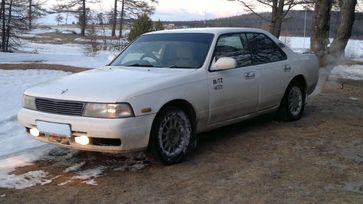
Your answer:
[48,135,70,145]
[36,121,71,137]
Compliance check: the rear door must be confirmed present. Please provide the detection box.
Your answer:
[207,33,259,124]
[245,33,293,111]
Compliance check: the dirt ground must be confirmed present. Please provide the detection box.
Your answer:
[0,75,362,203]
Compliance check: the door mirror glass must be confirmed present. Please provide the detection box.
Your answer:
[211,57,237,71]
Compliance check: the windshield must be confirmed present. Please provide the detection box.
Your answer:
[111,33,214,69]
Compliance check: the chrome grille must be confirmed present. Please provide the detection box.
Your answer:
[35,98,85,116]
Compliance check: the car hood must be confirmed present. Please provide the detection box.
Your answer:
[25,67,197,103]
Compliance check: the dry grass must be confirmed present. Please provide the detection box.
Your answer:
[0,80,362,203]
[0,63,87,73]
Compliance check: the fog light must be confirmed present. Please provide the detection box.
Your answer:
[30,128,40,137]
[75,135,90,145]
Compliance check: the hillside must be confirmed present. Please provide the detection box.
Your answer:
[166,10,363,39]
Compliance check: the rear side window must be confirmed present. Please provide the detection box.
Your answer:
[214,33,252,68]
[246,33,287,65]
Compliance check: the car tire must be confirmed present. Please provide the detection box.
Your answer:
[148,106,196,165]
[277,80,306,121]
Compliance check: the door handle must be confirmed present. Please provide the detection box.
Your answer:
[283,65,292,72]
[244,72,255,80]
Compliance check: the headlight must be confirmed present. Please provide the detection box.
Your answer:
[22,95,36,110]
[83,103,134,118]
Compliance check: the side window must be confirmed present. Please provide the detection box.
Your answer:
[214,33,252,68]
[246,33,287,65]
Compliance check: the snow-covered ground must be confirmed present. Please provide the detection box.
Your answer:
[0,70,69,157]
[280,36,363,59]
[0,69,149,189]
[0,51,113,68]
[0,70,69,189]
[35,13,79,26]
[0,26,123,68]
[331,65,363,80]
[0,38,117,68]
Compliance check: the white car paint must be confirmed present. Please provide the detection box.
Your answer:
[18,28,319,153]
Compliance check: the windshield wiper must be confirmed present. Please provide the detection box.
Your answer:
[168,65,196,68]
[125,63,154,67]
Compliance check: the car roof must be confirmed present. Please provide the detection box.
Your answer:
[146,27,269,36]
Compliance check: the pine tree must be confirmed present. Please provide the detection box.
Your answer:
[154,19,164,31]
[128,14,152,42]
[118,0,157,38]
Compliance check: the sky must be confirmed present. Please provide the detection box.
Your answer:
[45,0,247,21]
[150,0,245,21]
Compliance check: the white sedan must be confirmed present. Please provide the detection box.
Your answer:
[18,28,319,164]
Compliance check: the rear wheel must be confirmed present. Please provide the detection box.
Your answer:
[277,80,306,121]
[148,106,195,165]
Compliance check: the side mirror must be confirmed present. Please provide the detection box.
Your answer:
[211,57,237,71]
[278,42,286,48]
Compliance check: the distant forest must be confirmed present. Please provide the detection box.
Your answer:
[166,10,363,39]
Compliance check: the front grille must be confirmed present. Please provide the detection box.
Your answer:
[35,98,85,116]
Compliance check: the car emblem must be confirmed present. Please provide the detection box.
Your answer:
[61,89,69,94]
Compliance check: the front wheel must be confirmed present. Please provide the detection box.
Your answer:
[277,80,306,121]
[148,107,195,165]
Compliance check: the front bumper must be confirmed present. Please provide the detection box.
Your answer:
[17,108,156,153]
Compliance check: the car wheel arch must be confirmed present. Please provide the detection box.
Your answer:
[289,75,307,91]
[155,99,197,129]
[279,74,307,109]
[146,99,198,155]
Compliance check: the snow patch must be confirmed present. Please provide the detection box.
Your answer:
[0,170,51,190]
[82,179,98,186]
[64,161,86,173]
[0,70,70,189]
[280,36,363,58]
[0,70,69,157]
[349,97,359,101]
[73,166,105,180]
[59,166,105,186]
[331,65,363,80]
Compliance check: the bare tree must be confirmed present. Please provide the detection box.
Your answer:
[55,13,64,25]
[57,0,98,36]
[1,0,5,49]
[28,0,31,29]
[328,0,358,61]
[1,0,28,52]
[28,0,46,30]
[310,0,333,65]
[111,0,117,37]
[311,0,359,65]
[119,0,124,37]
[81,0,86,36]
[230,0,310,37]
